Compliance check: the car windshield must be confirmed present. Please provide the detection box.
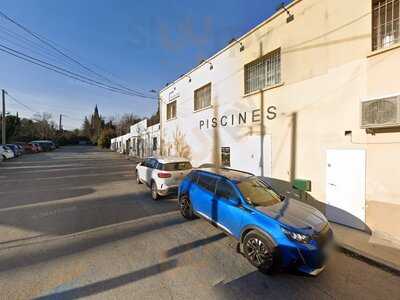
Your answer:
[162,162,192,171]
[236,177,281,207]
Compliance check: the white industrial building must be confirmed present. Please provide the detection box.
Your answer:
[158,0,400,244]
[111,119,160,158]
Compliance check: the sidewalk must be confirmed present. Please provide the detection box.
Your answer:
[331,222,400,274]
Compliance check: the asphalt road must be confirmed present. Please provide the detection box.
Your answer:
[0,146,398,300]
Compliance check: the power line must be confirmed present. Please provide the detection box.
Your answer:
[0,43,157,99]
[0,30,77,70]
[6,92,87,125]
[0,24,96,75]
[0,10,153,97]
[6,92,38,114]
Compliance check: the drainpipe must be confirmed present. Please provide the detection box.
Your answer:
[260,90,265,177]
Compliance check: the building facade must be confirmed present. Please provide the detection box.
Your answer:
[160,0,400,245]
[111,119,160,158]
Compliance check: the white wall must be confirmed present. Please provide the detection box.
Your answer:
[160,0,400,241]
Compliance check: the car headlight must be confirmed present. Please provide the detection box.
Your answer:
[282,227,311,244]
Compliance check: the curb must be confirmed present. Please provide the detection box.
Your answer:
[335,242,400,276]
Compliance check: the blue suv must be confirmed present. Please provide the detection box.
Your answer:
[178,168,333,275]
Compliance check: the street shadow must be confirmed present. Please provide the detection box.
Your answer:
[0,213,185,272]
[34,259,179,300]
[0,172,134,209]
[165,232,227,257]
[0,187,96,210]
[0,191,179,236]
[260,177,372,234]
[212,270,320,300]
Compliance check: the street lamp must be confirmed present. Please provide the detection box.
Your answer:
[206,61,213,70]
[277,2,294,23]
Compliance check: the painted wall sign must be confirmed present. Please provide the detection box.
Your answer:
[221,147,231,167]
[199,106,277,130]
[168,89,180,102]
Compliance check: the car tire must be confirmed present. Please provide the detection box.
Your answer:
[136,171,142,184]
[179,194,197,220]
[151,181,159,201]
[243,231,279,274]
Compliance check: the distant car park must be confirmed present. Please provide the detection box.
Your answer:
[0,140,57,162]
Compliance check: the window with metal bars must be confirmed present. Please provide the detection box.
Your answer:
[194,83,211,111]
[372,0,400,50]
[244,49,281,94]
[166,101,176,120]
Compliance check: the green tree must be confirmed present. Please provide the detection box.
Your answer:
[81,116,91,138]
[97,127,116,149]
[90,105,104,145]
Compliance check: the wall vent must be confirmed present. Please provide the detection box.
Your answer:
[361,96,400,128]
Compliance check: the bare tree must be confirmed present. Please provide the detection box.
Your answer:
[33,112,55,139]
[116,113,142,135]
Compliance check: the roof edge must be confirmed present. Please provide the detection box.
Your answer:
[160,0,301,94]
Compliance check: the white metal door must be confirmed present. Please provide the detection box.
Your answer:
[326,149,366,230]
[243,135,271,177]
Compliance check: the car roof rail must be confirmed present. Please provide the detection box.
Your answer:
[220,167,255,176]
[195,167,254,179]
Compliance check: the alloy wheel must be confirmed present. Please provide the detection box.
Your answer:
[244,237,273,267]
[180,197,190,215]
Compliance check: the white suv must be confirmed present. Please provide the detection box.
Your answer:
[136,156,192,200]
[0,145,15,161]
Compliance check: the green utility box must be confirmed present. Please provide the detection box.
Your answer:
[293,179,312,192]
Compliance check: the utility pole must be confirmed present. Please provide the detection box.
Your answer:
[2,89,6,144]
[150,89,162,155]
[59,114,63,132]
[158,91,163,155]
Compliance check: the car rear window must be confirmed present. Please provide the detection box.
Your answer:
[161,162,192,171]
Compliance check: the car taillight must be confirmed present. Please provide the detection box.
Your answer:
[158,172,171,178]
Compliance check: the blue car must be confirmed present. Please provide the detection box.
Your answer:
[178,168,333,275]
[6,144,21,157]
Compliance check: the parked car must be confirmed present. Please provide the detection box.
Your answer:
[136,156,193,200]
[0,145,15,161]
[178,167,333,275]
[31,140,55,152]
[33,142,43,152]
[6,144,22,157]
[15,143,26,154]
[24,142,40,153]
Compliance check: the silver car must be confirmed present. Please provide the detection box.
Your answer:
[0,145,15,161]
[135,156,192,200]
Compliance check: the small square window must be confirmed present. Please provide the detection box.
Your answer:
[194,83,211,111]
[166,101,176,120]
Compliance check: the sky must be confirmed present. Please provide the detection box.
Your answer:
[0,0,287,129]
